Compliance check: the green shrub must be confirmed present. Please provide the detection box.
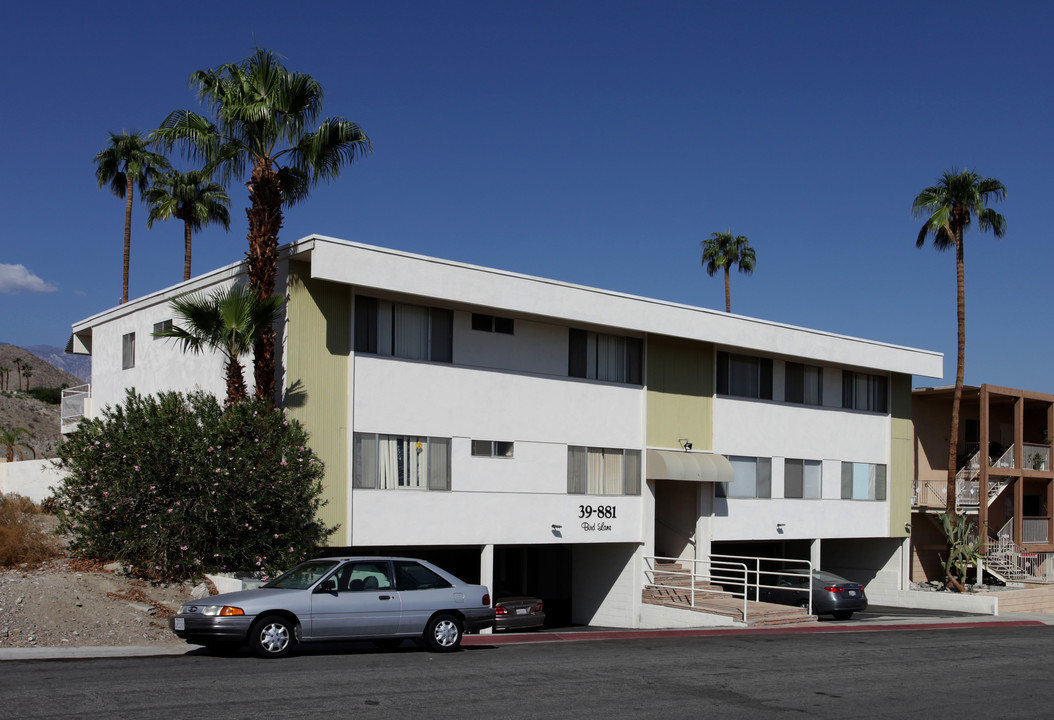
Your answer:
[27,386,63,404]
[0,493,60,567]
[53,389,334,581]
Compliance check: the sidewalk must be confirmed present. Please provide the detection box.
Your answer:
[2,611,1051,661]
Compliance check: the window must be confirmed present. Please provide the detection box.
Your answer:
[122,332,135,370]
[471,313,514,334]
[336,561,394,592]
[716,352,773,399]
[841,371,888,413]
[354,296,453,363]
[568,329,642,384]
[567,446,641,496]
[784,459,822,499]
[393,560,452,590]
[716,456,772,498]
[785,362,823,405]
[472,440,514,457]
[152,319,173,336]
[353,433,451,490]
[840,462,887,501]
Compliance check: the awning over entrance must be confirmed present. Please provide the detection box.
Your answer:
[646,449,734,484]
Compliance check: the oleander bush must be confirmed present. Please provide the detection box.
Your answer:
[53,389,334,581]
[0,493,60,567]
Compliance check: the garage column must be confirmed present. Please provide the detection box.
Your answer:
[810,538,821,571]
[695,482,713,563]
[480,544,494,634]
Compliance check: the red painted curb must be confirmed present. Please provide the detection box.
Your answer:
[463,620,1046,646]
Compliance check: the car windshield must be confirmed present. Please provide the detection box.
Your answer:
[262,560,340,589]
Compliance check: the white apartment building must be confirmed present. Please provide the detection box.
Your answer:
[69,236,942,628]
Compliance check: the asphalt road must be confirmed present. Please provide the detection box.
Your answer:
[4,624,1053,719]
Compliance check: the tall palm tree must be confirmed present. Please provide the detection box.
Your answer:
[94,131,170,304]
[913,169,1007,525]
[0,426,36,462]
[701,230,756,312]
[155,48,372,403]
[12,358,22,392]
[0,366,8,392]
[20,364,31,391]
[144,168,231,281]
[153,285,285,404]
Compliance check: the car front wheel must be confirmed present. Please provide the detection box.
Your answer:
[424,614,463,652]
[251,615,296,659]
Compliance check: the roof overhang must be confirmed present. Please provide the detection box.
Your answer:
[646,450,733,484]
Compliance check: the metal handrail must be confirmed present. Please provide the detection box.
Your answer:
[643,555,748,621]
[710,553,814,611]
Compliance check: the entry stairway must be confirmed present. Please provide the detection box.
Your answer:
[642,560,817,627]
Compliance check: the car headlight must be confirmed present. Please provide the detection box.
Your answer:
[199,606,245,616]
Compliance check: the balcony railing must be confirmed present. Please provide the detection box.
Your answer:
[1024,444,1050,471]
[1023,517,1050,544]
[60,384,91,433]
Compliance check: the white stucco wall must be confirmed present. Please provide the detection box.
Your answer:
[571,543,641,627]
[0,459,65,503]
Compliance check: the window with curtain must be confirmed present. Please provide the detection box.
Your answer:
[566,446,641,496]
[717,456,772,498]
[785,362,823,405]
[471,440,514,457]
[353,433,451,491]
[840,462,886,501]
[122,332,135,370]
[716,352,773,400]
[841,371,888,413]
[568,329,642,385]
[354,295,453,363]
[784,458,822,498]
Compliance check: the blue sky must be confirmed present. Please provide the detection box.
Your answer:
[2,1,1050,390]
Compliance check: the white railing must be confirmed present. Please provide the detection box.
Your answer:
[60,384,91,433]
[915,481,947,508]
[1024,444,1050,472]
[984,520,1054,583]
[993,445,1015,469]
[644,556,748,621]
[1023,517,1050,544]
[710,553,814,613]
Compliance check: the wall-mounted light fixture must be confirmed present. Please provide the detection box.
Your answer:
[678,438,693,452]
[776,523,786,534]
[551,524,562,530]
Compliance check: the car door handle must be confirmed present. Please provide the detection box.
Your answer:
[378,595,392,600]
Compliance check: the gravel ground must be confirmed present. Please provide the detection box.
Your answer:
[0,514,203,650]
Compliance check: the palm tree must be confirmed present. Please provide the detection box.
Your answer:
[20,364,31,391]
[145,168,231,281]
[153,285,285,404]
[155,48,372,404]
[94,131,170,304]
[913,169,1007,526]
[0,426,36,462]
[701,230,756,312]
[12,358,22,392]
[0,366,8,392]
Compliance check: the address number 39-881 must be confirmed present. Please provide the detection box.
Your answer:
[579,505,617,519]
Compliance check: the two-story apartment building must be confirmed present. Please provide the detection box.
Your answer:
[68,236,942,627]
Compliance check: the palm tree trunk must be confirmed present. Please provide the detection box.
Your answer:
[123,174,134,304]
[246,157,284,406]
[945,231,966,528]
[183,220,193,281]
[724,265,731,313]
[225,360,248,405]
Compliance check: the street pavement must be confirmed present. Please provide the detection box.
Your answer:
[2,605,1050,661]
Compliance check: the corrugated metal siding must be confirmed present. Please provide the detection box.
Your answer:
[285,261,351,545]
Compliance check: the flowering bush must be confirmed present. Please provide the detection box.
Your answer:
[53,390,334,580]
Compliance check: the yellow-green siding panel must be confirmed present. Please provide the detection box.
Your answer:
[890,372,913,538]
[285,261,351,546]
[646,336,713,451]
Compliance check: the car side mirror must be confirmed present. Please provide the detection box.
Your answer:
[315,578,337,594]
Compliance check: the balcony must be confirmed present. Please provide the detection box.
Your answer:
[60,384,91,433]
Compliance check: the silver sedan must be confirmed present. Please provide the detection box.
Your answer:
[169,557,495,658]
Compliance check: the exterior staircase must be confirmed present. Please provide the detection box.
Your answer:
[643,560,817,627]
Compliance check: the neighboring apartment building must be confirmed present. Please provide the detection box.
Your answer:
[68,236,942,627]
[913,385,1054,584]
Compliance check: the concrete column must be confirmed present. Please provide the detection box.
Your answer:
[900,536,911,590]
[695,483,713,564]
[479,544,494,634]
[810,538,821,571]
